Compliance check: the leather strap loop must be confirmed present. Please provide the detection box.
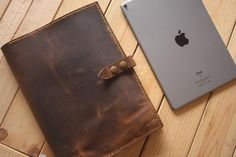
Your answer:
[98,56,136,80]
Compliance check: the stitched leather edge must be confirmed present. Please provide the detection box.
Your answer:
[96,3,161,123]
[2,2,163,156]
[95,3,163,157]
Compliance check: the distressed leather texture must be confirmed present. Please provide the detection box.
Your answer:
[1,3,163,157]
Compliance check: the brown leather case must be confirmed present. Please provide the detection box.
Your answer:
[1,2,163,157]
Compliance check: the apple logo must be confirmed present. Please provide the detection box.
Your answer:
[175,30,189,47]
[124,4,128,10]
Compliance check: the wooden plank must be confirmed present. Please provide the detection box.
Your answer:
[0,0,32,58]
[229,25,236,60]
[0,0,62,156]
[0,0,32,124]
[203,0,236,43]
[0,0,32,136]
[0,143,28,157]
[105,0,137,56]
[0,0,32,123]
[55,0,110,18]
[1,90,44,156]
[14,0,63,38]
[187,26,236,157]
[0,58,18,123]
[188,83,236,157]
[0,0,11,19]
[141,97,208,157]
[133,47,163,109]
[139,0,236,156]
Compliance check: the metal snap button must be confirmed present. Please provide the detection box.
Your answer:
[110,66,118,74]
[119,61,127,69]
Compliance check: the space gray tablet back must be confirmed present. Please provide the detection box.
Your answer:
[121,0,236,109]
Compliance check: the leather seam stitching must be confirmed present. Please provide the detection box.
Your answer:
[95,3,163,157]
[3,2,163,156]
[96,2,159,123]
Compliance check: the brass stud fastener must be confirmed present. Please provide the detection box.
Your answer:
[119,61,128,69]
[110,66,118,74]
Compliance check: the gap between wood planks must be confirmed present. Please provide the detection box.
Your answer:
[0,0,34,126]
[233,145,236,157]
[185,21,236,157]
[137,2,236,157]
[0,142,30,157]
[0,0,12,20]
[8,1,33,41]
[0,143,30,157]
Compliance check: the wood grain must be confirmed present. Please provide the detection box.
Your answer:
[105,0,137,56]
[0,0,11,19]
[0,0,32,124]
[0,0,33,133]
[229,25,236,61]
[139,0,236,156]
[0,143,27,157]
[1,90,44,156]
[0,0,32,58]
[55,0,110,18]
[203,0,236,43]
[133,47,163,109]
[0,58,18,123]
[187,25,236,157]
[140,97,208,157]
[0,0,32,123]
[14,0,62,37]
[188,83,236,157]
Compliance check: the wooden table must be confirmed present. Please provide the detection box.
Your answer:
[0,0,235,157]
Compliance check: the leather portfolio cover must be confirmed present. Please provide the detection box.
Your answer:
[1,2,163,157]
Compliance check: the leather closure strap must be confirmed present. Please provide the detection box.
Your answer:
[98,56,136,80]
